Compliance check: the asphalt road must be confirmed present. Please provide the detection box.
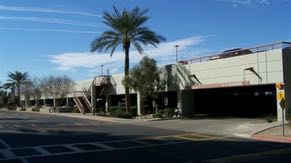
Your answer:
[0,111,291,163]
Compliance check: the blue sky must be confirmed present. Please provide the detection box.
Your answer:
[0,0,290,83]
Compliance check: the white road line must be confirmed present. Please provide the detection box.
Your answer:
[20,158,30,163]
[29,124,38,127]
[74,123,85,126]
[62,144,85,152]
[0,149,16,160]
[33,147,51,155]
[131,139,153,145]
[57,123,67,126]
[13,125,21,128]
[93,142,116,150]
[0,139,191,161]
[0,139,11,149]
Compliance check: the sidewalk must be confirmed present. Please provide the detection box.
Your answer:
[234,119,291,143]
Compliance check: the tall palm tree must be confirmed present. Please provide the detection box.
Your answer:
[7,71,29,106]
[91,6,166,112]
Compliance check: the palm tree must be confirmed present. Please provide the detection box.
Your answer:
[7,71,29,106]
[91,6,165,112]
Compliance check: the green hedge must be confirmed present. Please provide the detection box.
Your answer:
[32,107,40,112]
[164,108,175,118]
[153,110,164,118]
[108,106,137,118]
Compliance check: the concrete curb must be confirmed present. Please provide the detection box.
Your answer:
[6,110,155,124]
[251,124,285,136]
[233,121,282,138]
[252,135,291,143]
[250,122,291,143]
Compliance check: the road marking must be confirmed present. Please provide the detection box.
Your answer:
[0,139,11,149]
[33,147,51,155]
[74,122,85,126]
[13,125,21,128]
[20,158,30,163]
[29,124,38,127]
[205,148,291,162]
[57,123,67,126]
[0,135,191,161]
[131,139,153,145]
[93,142,116,150]
[62,144,85,152]
[0,149,16,160]
[154,133,222,142]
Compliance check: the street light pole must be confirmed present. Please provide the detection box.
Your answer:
[175,45,179,63]
[101,65,104,76]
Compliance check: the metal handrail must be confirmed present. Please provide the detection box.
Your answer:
[180,41,291,64]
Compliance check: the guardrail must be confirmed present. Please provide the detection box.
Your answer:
[180,41,291,64]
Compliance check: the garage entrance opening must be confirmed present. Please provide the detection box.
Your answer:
[185,84,276,117]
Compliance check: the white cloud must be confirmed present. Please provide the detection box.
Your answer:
[218,0,272,7]
[0,27,99,34]
[0,5,99,17]
[0,16,98,28]
[49,36,205,75]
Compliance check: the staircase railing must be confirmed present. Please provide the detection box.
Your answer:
[81,91,92,112]
[73,91,84,114]
[73,75,116,114]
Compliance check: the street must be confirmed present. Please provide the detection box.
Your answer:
[0,111,291,163]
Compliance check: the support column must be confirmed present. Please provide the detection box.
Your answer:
[105,95,111,113]
[91,86,96,113]
[137,93,141,116]
[66,98,69,106]
[177,90,182,112]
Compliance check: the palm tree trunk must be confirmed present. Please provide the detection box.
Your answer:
[17,85,20,107]
[124,45,130,113]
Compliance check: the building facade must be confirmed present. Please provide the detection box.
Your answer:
[21,42,291,121]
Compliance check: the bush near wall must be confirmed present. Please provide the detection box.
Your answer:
[108,106,137,118]
[6,102,16,111]
[72,107,80,113]
[153,110,164,118]
[58,106,74,113]
[32,107,40,112]
[164,108,175,118]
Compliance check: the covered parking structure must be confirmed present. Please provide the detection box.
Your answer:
[181,84,277,117]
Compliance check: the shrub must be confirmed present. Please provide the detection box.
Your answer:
[72,107,80,113]
[264,113,274,123]
[164,108,174,118]
[58,106,74,113]
[95,112,108,116]
[153,110,164,118]
[6,102,16,110]
[32,107,40,112]
[108,106,134,118]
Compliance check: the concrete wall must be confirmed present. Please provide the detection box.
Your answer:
[283,48,291,115]
[185,49,283,85]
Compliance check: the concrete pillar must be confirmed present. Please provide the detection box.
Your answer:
[43,99,46,106]
[177,90,182,112]
[137,93,141,116]
[25,99,28,109]
[105,95,111,113]
[91,86,96,112]
[66,98,69,106]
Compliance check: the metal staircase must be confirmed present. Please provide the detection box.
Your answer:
[73,75,115,114]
